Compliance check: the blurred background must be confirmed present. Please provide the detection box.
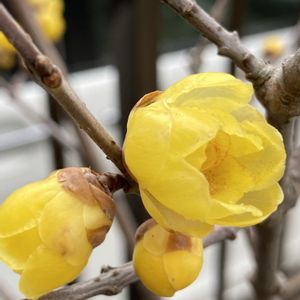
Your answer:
[1,0,300,299]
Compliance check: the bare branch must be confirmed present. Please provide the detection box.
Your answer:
[190,0,231,73]
[283,271,300,299]
[0,78,78,151]
[162,0,269,81]
[162,0,300,122]
[0,4,137,191]
[37,226,238,300]
[252,120,297,300]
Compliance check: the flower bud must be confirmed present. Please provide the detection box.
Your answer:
[133,220,203,296]
[0,167,115,298]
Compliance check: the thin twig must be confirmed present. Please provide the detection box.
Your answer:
[37,226,239,300]
[190,0,231,73]
[0,4,137,192]
[0,78,78,151]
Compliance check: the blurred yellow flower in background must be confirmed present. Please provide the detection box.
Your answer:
[0,0,65,69]
[133,219,203,296]
[262,35,284,59]
[30,0,65,42]
[0,167,115,299]
[124,73,286,237]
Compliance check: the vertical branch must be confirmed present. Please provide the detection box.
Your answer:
[253,120,297,300]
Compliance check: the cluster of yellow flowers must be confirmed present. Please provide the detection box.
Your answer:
[0,73,286,298]
[0,0,65,69]
[123,72,286,295]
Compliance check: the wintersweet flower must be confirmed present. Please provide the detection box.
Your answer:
[133,219,203,296]
[0,167,115,299]
[124,73,286,237]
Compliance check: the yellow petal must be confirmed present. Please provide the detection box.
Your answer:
[124,100,171,186]
[160,73,253,106]
[228,133,263,157]
[146,156,211,218]
[142,224,169,256]
[19,245,84,299]
[236,120,286,190]
[208,198,263,221]
[141,189,213,237]
[203,156,254,203]
[201,130,230,170]
[163,250,202,291]
[133,241,175,297]
[169,106,220,156]
[83,204,111,230]
[214,183,283,226]
[38,191,92,266]
[0,228,40,271]
[0,174,60,237]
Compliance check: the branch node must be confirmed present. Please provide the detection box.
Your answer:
[34,55,62,88]
[100,265,115,274]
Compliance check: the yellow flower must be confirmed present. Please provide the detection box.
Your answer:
[262,35,284,58]
[0,32,16,69]
[30,0,66,42]
[124,73,286,237]
[0,167,115,299]
[133,219,202,297]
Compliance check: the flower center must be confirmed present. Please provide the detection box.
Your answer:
[202,131,230,195]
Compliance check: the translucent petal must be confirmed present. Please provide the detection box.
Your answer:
[143,224,169,256]
[146,156,211,218]
[160,73,253,106]
[201,131,230,171]
[214,183,283,226]
[168,106,219,156]
[19,245,85,299]
[133,241,175,297]
[208,198,263,221]
[83,204,111,230]
[191,238,203,257]
[236,120,286,190]
[228,133,263,157]
[0,174,60,237]
[141,189,213,237]
[38,191,92,266]
[0,228,40,271]
[231,103,265,123]
[163,250,202,291]
[124,101,171,186]
[203,156,254,203]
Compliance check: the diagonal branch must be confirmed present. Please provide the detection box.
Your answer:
[162,0,269,81]
[0,4,137,191]
[37,227,239,300]
[162,0,300,123]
